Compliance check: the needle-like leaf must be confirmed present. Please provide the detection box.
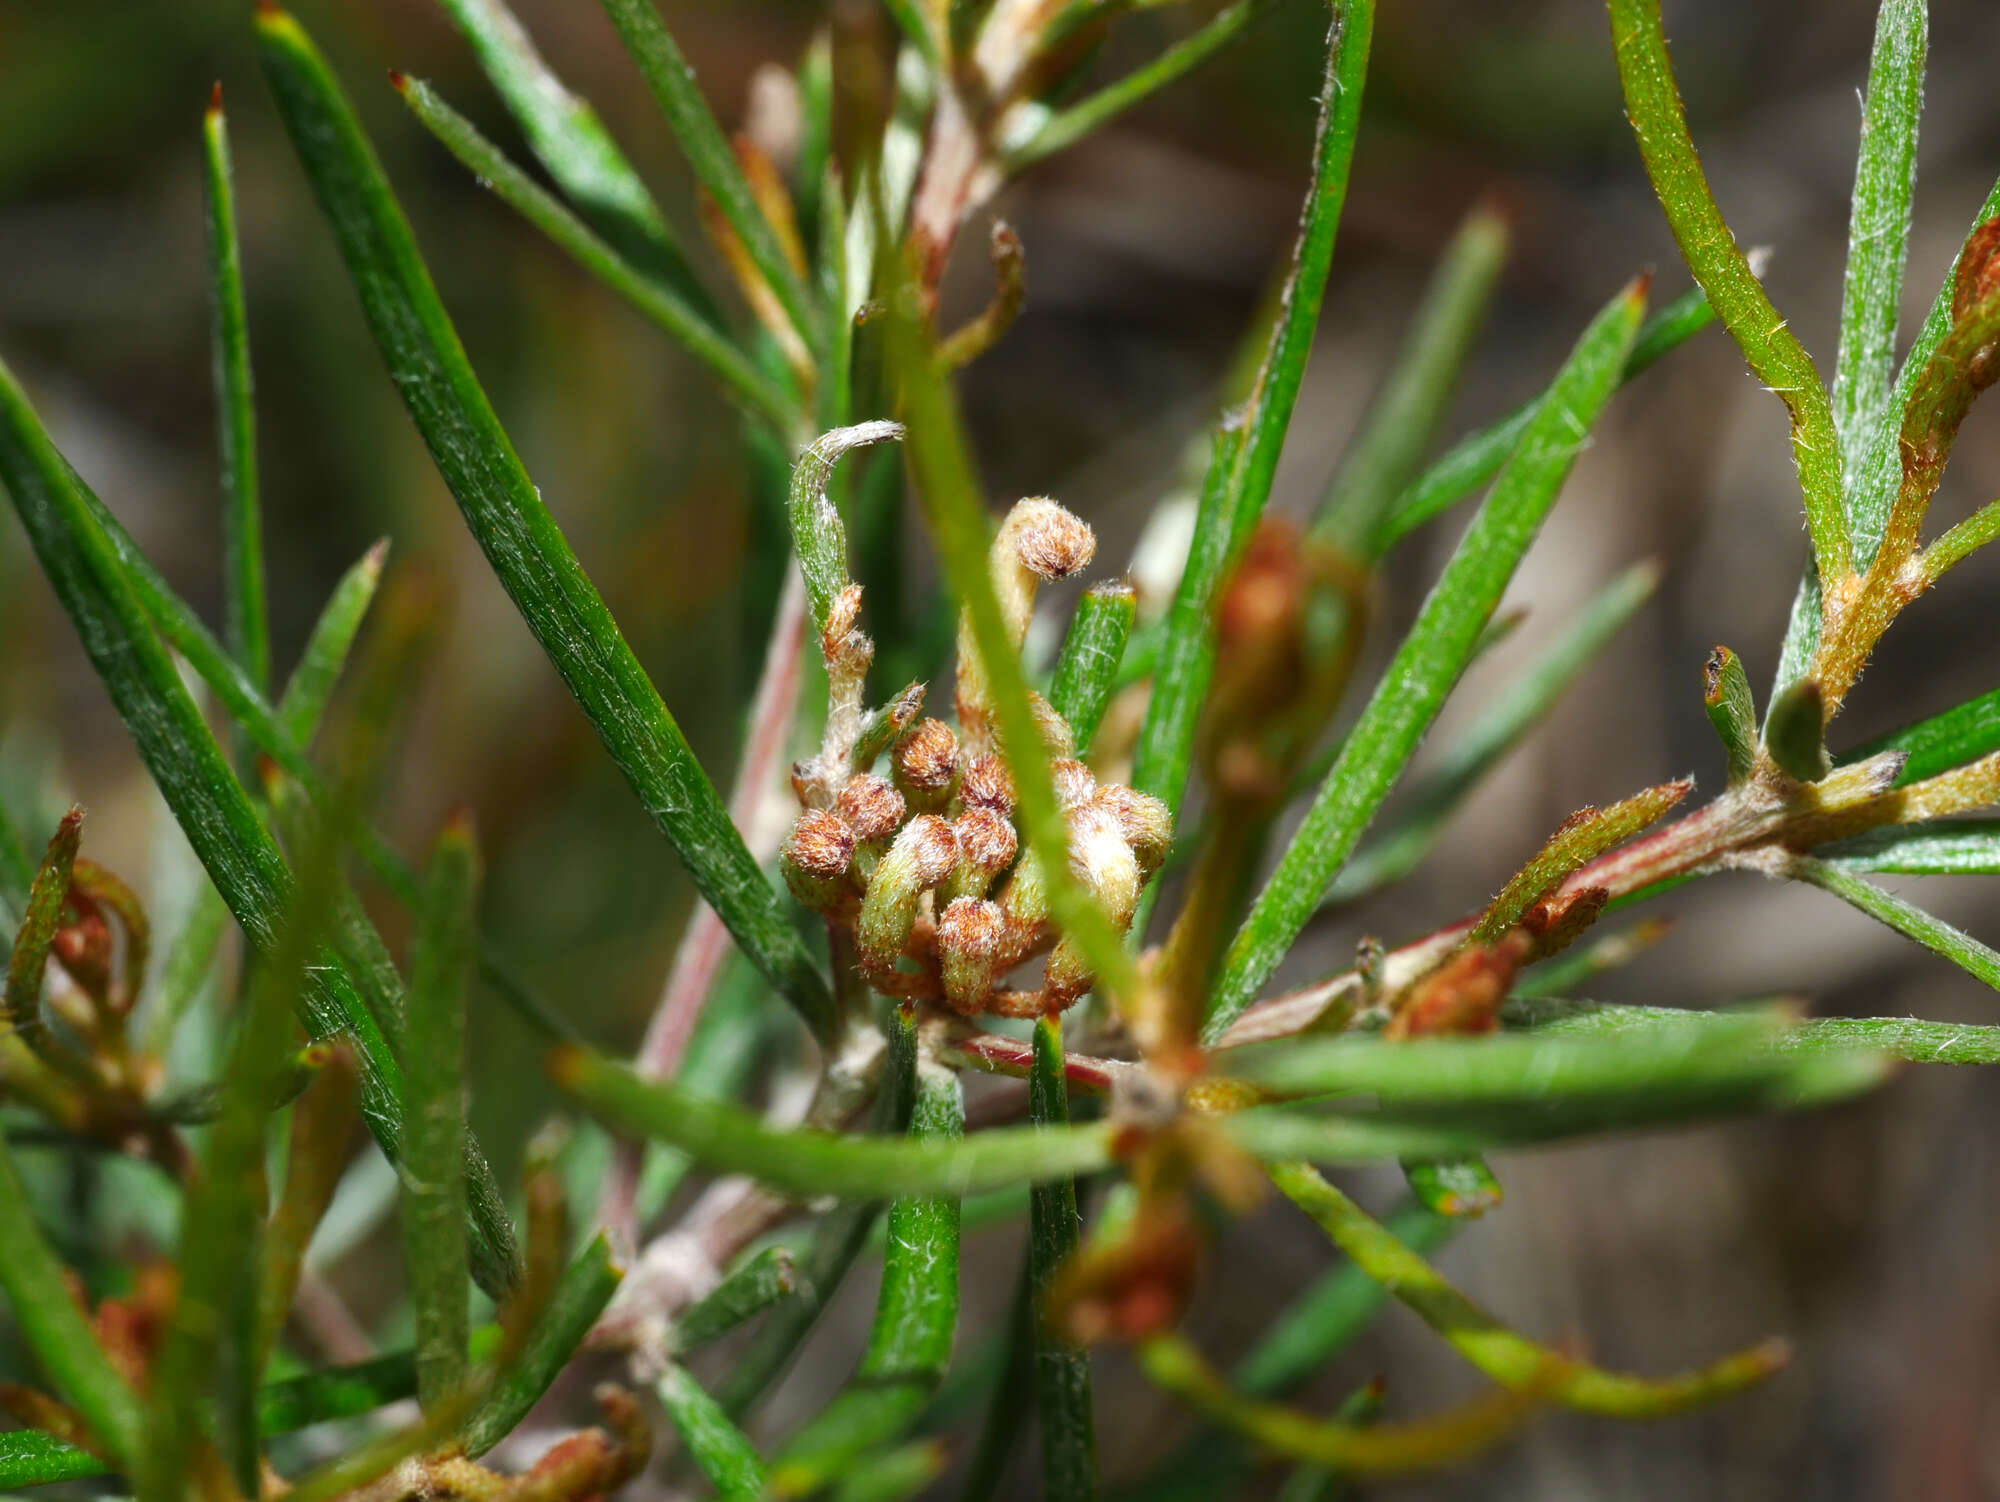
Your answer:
[1206,276,1647,1038]
[255,5,833,1038]
[1821,818,2000,874]
[395,75,794,434]
[657,1364,767,1500]
[1607,0,1848,583]
[1048,579,1136,758]
[1028,1016,1095,1501]
[1130,0,1374,824]
[1832,0,1928,485]
[1504,994,2000,1065]
[202,87,268,703]
[1787,854,2000,990]
[429,0,712,310]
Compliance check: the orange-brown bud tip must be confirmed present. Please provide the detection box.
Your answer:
[208,81,225,115]
[900,814,960,886]
[785,809,855,879]
[1010,498,1096,581]
[254,0,284,18]
[959,754,1016,812]
[937,896,1006,959]
[387,69,408,92]
[894,718,959,791]
[1628,268,1655,305]
[952,807,1018,874]
[836,773,905,841]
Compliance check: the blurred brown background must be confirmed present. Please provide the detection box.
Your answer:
[5,0,2000,1496]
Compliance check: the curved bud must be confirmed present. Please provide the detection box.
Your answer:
[892,717,960,813]
[1093,784,1172,875]
[959,753,1016,814]
[937,897,1007,1015]
[942,806,1019,902]
[782,809,855,911]
[1029,692,1077,758]
[836,773,906,843]
[857,814,961,969]
[956,497,1097,745]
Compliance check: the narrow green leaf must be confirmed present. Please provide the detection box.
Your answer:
[1843,683,2000,785]
[1206,277,1647,1038]
[458,1233,623,1457]
[0,1427,110,1489]
[1778,170,2000,687]
[771,1058,964,1487]
[1314,199,1510,555]
[0,352,518,1297]
[1790,854,2000,989]
[1322,561,1658,907]
[1224,1015,1870,1116]
[257,1045,360,1373]
[1607,0,1849,581]
[593,0,821,357]
[554,1042,1107,1200]
[1702,644,1758,785]
[1832,0,1928,484]
[255,6,833,1039]
[277,539,386,744]
[429,0,712,311]
[1028,1016,1095,1502]
[657,1364,767,1500]
[1270,1161,1790,1417]
[1504,993,2000,1065]
[395,75,794,434]
[1009,0,1274,169]
[1472,777,1688,944]
[1920,494,2000,581]
[1130,0,1374,822]
[1047,579,1135,758]
[670,1246,797,1353]
[3,807,80,1060]
[1379,284,1715,547]
[789,421,905,634]
[202,88,268,699]
[144,882,229,1056]
[0,1137,149,1475]
[1821,817,2000,874]
[403,815,480,1412]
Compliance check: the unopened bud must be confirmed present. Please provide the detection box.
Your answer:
[1008,497,1096,583]
[782,809,854,911]
[893,718,960,813]
[1030,692,1076,757]
[959,754,1016,813]
[1045,801,1141,1007]
[836,773,906,843]
[957,498,1097,745]
[937,896,1007,1015]
[1050,758,1096,810]
[942,806,1019,902]
[857,814,960,969]
[1093,784,1171,874]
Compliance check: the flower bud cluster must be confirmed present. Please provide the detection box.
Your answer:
[779,496,1172,1019]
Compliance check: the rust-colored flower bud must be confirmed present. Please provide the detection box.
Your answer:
[1093,784,1172,874]
[942,806,1019,902]
[937,896,1007,1015]
[1009,497,1096,583]
[781,809,854,911]
[959,753,1016,813]
[893,717,960,813]
[836,773,906,843]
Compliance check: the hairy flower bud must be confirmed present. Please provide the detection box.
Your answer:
[892,718,960,813]
[937,896,1007,1015]
[782,808,855,911]
[1045,800,1141,1007]
[959,754,1016,814]
[1050,757,1097,810]
[957,497,1098,747]
[942,806,1019,902]
[1093,784,1172,874]
[836,773,906,843]
[857,814,961,969]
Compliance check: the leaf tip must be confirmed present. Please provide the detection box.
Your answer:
[386,68,409,94]
[207,80,225,117]
[363,536,392,575]
[545,1042,586,1089]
